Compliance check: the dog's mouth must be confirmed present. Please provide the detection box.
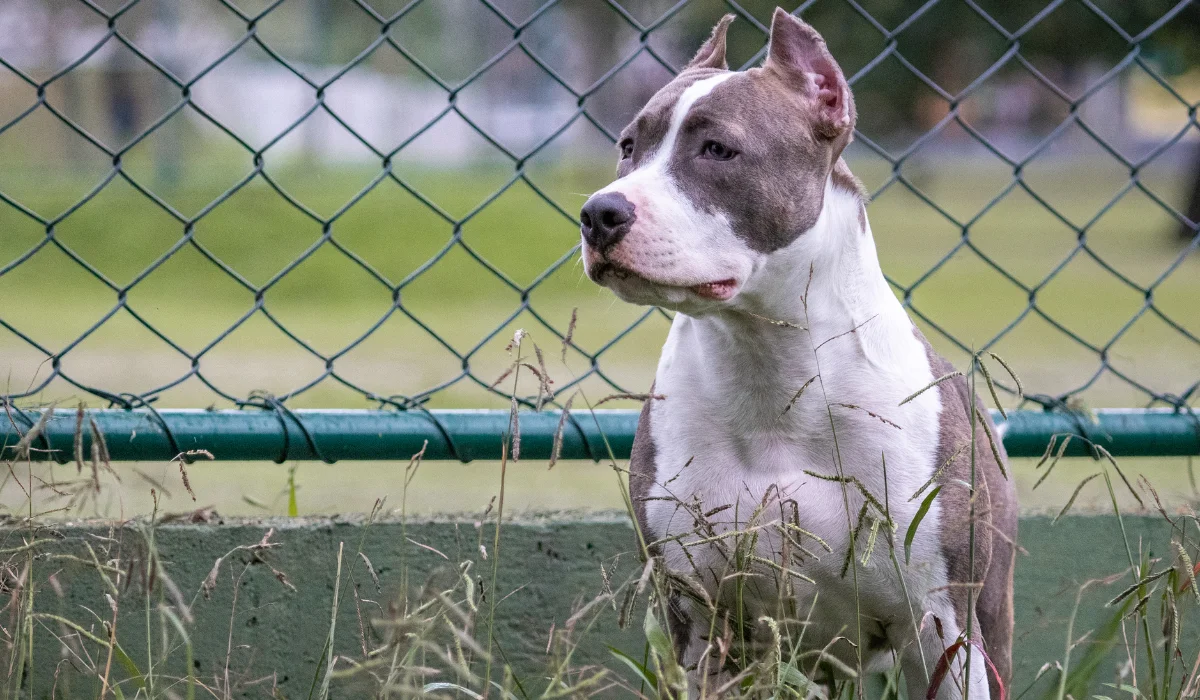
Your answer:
[591,262,739,302]
[690,278,738,301]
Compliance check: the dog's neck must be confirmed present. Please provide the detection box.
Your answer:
[670,179,914,422]
[745,180,895,331]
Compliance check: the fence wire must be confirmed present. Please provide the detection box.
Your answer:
[0,0,1197,416]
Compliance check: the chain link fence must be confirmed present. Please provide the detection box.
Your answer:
[0,0,1197,417]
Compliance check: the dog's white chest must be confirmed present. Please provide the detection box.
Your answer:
[641,311,951,634]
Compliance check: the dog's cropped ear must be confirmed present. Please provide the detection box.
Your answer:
[685,14,735,71]
[765,8,855,142]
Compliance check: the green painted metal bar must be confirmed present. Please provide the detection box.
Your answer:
[2,408,1196,463]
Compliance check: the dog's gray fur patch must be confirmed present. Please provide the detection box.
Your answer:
[917,327,1018,695]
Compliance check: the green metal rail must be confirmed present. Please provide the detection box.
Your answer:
[3,408,1196,463]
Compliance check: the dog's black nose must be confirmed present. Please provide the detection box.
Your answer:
[580,192,635,252]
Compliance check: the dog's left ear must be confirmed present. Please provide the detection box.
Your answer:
[765,8,855,142]
[686,14,735,71]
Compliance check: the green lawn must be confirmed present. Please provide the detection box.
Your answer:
[1,153,1197,517]
[1,154,1197,411]
[4,454,1196,520]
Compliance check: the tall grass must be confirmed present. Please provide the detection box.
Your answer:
[0,316,1197,699]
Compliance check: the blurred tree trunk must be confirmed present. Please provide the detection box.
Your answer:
[155,0,181,188]
[1182,145,1200,242]
[106,52,139,144]
[570,2,625,131]
[303,0,332,164]
[51,3,84,167]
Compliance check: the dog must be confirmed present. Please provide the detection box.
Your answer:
[579,9,1016,699]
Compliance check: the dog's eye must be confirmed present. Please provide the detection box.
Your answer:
[619,140,634,160]
[701,140,736,161]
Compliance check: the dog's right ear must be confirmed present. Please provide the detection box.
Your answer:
[765,8,855,142]
[685,14,735,71]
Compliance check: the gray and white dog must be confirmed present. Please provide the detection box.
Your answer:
[579,9,1017,700]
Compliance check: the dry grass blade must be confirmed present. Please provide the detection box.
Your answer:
[636,557,655,595]
[741,310,805,329]
[1033,435,1073,490]
[988,352,1023,398]
[405,537,449,561]
[1049,436,1073,468]
[508,394,521,462]
[899,372,962,407]
[202,556,223,600]
[359,552,382,593]
[616,584,638,630]
[1179,543,1200,605]
[974,406,1007,479]
[132,468,171,500]
[861,517,882,566]
[779,521,833,553]
[1054,472,1101,524]
[1190,456,1198,499]
[1137,475,1173,529]
[594,393,665,407]
[1170,594,1181,653]
[521,362,551,410]
[781,375,818,417]
[73,404,85,473]
[561,307,578,363]
[87,415,110,472]
[89,436,102,493]
[754,551,818,583]
[404,440,428,490]
[803,262,815,306]
[1093,444,1143,509]
[201,528,284,599]
[317,541,346,700]
[549,393,576,470]
[171,450,214,501]
[489,363,517,390]
[710,667,756,697]
[834,403,902,430]
[271,565,297,593]
[533,345,553,410]
[506,330,525,462]
[565,590,615,633]
[1107,568,1171,607]
[258,528,278,549]
[910,442,968,501]
[803,470,887,517]
[815,314,878,352]
[12,404,53,460]
[155,566,195,623]
[976,355,1007,419]
[1036,435,1059,469]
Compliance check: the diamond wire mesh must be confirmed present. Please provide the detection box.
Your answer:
[0,0,1197,417]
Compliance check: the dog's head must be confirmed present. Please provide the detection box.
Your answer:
[580,9,856,313]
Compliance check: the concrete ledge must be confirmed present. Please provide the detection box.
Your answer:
[6,513,1191,697]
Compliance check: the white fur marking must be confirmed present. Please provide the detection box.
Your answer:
[642,72,736,173]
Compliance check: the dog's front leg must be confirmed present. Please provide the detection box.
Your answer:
[666,597,730,699]
[682,638,730,699]
[892,615,991,700]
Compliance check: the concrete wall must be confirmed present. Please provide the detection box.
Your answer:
[8,513,1190,698]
